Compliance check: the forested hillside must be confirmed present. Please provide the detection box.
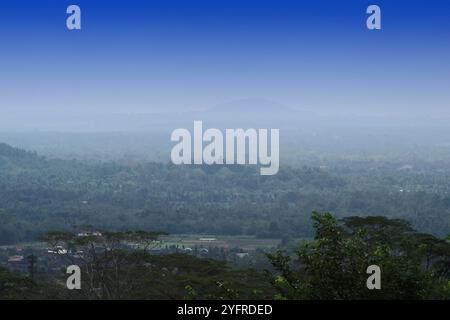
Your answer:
[0,143,449,244]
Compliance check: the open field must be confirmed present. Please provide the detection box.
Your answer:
[159,234,283,251]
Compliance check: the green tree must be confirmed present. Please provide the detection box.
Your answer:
[268,212,450,299]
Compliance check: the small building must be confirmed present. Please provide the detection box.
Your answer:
[7,255,27,272]
[236,252,249,259]
[199,238,216,241]
[77,231,102,237]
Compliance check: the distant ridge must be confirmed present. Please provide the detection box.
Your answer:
[0,142,36,159]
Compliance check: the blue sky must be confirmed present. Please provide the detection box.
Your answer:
[0,0,449,116]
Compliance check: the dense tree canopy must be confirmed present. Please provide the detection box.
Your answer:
[0,143,449,245]
[268,212,450,299]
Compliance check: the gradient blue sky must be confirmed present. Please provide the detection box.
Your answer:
[0,0,449,116]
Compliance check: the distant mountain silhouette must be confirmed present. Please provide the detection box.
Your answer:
[194,98,312,127]
[96,98,312,130]
[0,99,313,132]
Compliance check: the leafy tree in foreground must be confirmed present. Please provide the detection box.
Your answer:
[267,212,450,299]
[0,266,34,299]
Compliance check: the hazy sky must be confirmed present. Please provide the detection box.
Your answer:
[0,0,449,118]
